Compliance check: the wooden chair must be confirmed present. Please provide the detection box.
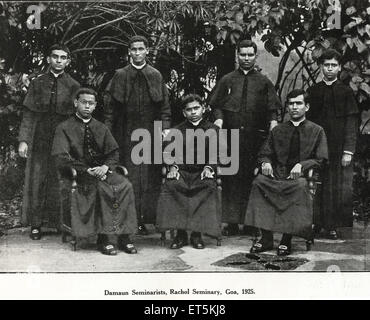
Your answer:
[159,166,222,247]
[58,165,128,251]
[251,168,321,251]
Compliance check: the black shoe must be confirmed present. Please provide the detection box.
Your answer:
[118,235,137,254]
[327,230,338,240]
[30,227,41,240]
[137,223,149,235]
[222,224,239,236]
[277,244,291,256]
[99,243,118,256]
[250,240,273,253]
[190,236,205,249]
[170,236,188,249]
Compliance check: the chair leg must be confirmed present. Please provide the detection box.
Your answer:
[216,237,222,246]
[71,237,77,251]
[306,238,314,251]
[62,231,68,243]
[170,229,175,240]
[160,231,166,246]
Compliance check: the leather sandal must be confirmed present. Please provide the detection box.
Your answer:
[190,236,205,249]
[277,244,291,256]
[250,241,273,253]
[30,227,41,240]
[99,243,118,256]
[170,237,188,249]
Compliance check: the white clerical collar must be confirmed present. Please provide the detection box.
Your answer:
[241,68,251,75]
[290,118,305,127]
[76,113,92,123]
[189,118,202,126]
[131,62,146,70]
[50,70,64,78]
[323,78,337,86]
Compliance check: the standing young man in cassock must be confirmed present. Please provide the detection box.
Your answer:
[105,35,171,235]
[307,49,359,239]
[52,88,138,255]
[245,89,328,256]
[18,44,80,240]
[209,40,281,236]
[156,94,222,249]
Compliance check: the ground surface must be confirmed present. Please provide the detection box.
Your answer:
[0,222,369,273]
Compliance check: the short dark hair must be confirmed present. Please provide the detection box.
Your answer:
[286,89,308,104]
[129,35,149,48]
[237,40,257,54]
[318,48,342,65]
[74,87,98,101]
[47,43,71,57]
[181,93,203,109]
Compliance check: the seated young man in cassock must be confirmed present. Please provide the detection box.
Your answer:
[51,88,138,255]
[245,89,328,256]
[156,94,222,249]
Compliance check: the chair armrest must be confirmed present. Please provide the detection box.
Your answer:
[116,165,128,176]
[306,168,321,195]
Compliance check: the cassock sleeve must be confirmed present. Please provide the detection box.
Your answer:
[209,78,228,121]
[160,82,171,129]
[266,78,281,121]
[257,130,275,165]
[102,128,119,169]
[18,109,36,144]
[51,125,89,175]
[343,91,359,153]
[300,128,329,172]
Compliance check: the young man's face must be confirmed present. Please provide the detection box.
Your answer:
[128,41,148,66]
[238,46,256,71]
[183,100,205,123]
[287,94,309,121]
[321,58,341,81]
[74,93,96,119]
[47,49,70,73]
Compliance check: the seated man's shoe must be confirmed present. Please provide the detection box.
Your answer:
[190,236,205,249]
[137,223,149,236]
[30,227,42,240]
[99,243,118,256]
[222,223,239,236]
[170,236,188,249]
[118,235,137,254]
[327,230,338,240]
[250,241,273,253]
[277,244,291,256]
[119,243,138,254]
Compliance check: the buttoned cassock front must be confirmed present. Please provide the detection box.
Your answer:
[209,68,281,224]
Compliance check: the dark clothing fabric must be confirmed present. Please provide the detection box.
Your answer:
[105,64,171,224]
[307,80,359,228]
[244,120,328,239]
[209,68,281,224]
[18,72,80,227]
[156,119,222,237]
[52,116,137,237]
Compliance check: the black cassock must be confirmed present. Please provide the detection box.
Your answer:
[307,80,359,229]
[52,115,137,238]
[105,64,171,225]
[245,120,328,239]
[156,119,222,237]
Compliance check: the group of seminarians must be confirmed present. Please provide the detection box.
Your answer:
[17,35,358,256]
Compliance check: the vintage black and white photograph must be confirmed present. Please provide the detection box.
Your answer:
[0,0,370,299]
